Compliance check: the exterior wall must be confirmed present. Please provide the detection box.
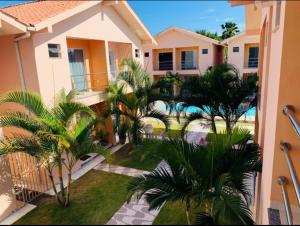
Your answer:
[254,1,300,224]
[144,29,220,79]
[0,155,21,222]
[31,4,144,106]
[245,4,262,35]
[226,34,260,75]
[0,3,148,221]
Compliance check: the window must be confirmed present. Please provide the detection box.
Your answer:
[248,47,259,68]
[181,51,197,70]
[158,52,173,71]
[135,49,140,58]
[144,52,150,58]
[202,49,208,54]
[275,0,282,28]
[48,44,61,58]
[233,47,239,53]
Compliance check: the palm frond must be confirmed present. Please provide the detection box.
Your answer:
[0,90,49,117]
[146,110,170,132]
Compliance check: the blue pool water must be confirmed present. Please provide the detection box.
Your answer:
[156,103,256,117]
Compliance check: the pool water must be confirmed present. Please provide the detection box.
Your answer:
[155,103,256,117]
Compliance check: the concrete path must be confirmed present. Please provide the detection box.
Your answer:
[94,164,150,177]
[97,161,169,225]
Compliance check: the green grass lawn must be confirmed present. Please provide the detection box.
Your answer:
[145,117,255,136]
[154,202,188,225]
[15,170,131,225]
[113,142,162,171]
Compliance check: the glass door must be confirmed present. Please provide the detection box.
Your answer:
[248,47,259,68]
[68,49,87,91]
[109,50,117,80]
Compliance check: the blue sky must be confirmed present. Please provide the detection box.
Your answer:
[0,1,245,36]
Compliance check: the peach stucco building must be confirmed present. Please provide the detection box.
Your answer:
[230,0,300,225]
[0,0,155,222]
[222,32,260,77]
[143,26,224,82]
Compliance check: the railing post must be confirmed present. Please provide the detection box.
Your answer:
[278,176,293,225]
[280,142,300,206]
[283,105,300,137]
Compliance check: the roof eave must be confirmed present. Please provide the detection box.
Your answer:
[33,1,102,31]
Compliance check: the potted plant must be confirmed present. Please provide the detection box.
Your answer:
[118,121,128,145]
[96,128,109,146]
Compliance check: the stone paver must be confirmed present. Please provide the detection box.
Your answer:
[94,164,150,177]
[99,161,169,225]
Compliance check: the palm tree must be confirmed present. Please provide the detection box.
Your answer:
[128,129,262,225]
[180,72,220,135]
[0,90,100,207]
[208,64,257,133]
[180,64,257,135]
[221,22,240,39]
[105,58,171,144]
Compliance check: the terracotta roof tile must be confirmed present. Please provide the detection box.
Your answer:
[0,1,87,25]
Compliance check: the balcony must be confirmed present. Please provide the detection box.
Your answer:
[71,73,108,105]
[67,38,132,106]
[248,57,259,68]
[176,47,199,72]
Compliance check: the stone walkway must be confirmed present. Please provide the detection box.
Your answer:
[95,161,169,225]
[94,164,150,177]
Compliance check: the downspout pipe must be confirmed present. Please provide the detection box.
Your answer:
[14,31,31,91]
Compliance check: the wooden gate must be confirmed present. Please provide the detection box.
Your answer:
[7,153,51,203]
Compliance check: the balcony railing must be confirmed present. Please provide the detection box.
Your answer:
[71,73,108,92]
[181,61,198,70]
[278,105,300,224]
[248,57,259,68]
[283,105,300,137]
[278,176,293,225]
[154,60,173,71]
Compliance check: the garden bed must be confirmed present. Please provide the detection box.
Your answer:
[15,170,131,225]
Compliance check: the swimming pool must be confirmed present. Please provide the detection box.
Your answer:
[155,102,256,117]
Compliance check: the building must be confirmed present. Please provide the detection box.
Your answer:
[0,0,155,221]
[143,26,224,82]
[230,1,300,225]
[222,32,260,77]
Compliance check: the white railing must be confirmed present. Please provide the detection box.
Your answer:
[71,72,108,92]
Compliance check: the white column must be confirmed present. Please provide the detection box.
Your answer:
[173,48,176,72]
[104,40,112,81]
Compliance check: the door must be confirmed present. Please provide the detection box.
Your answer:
[109,50,117,80]
[248,47,259,68]
[68,49,87,91]
[159,52,173,70]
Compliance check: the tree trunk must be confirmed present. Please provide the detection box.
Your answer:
[65,171,72,207]
[211,117,217,134]
[48,173,62,205]
[185,198,192,225]
[57,164,66,205]
[225,119,232,134]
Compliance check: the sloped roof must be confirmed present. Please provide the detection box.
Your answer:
[156,26,222,45]
[0,1,156,43]
[0,1,87,26]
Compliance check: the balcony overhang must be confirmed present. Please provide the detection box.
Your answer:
[228,1,255,6]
